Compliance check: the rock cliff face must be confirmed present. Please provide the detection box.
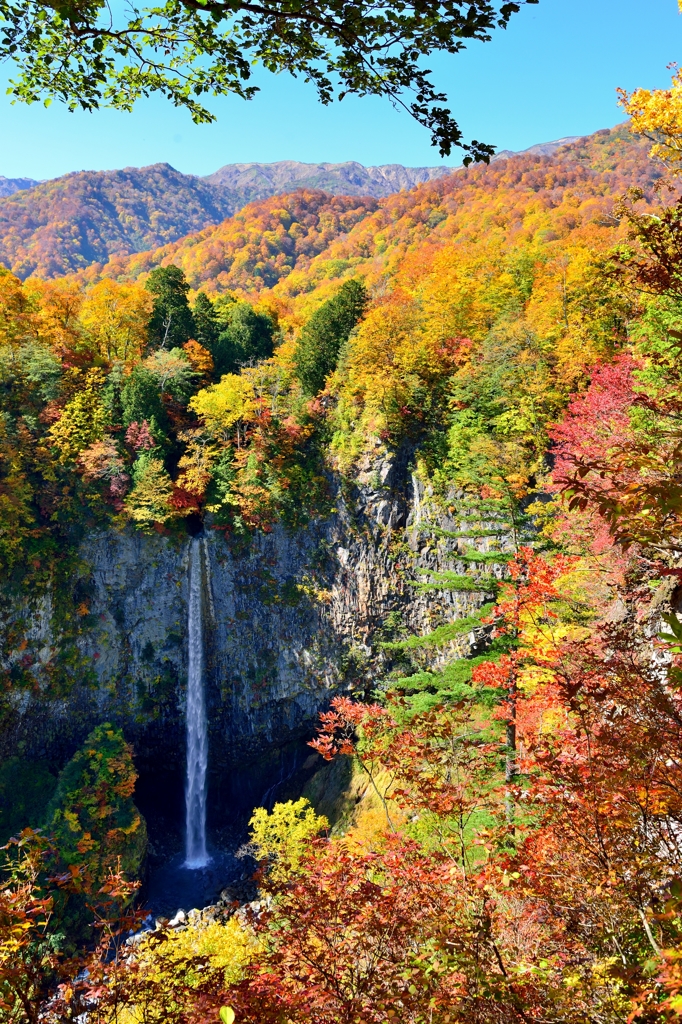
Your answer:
[0,451,508,817]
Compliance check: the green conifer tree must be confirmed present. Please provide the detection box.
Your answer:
[146,265,195,350]
[212,299,276,376]
[293,279,368,396]
[192,292,219,354]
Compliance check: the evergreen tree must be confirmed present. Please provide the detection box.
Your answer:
[192,292,219,353]
[46,723,146,886]
[145,265,195,350]
[212,299,276,377]
[102,362,125,428]
[120,366,167,440]
[293,279,368,396]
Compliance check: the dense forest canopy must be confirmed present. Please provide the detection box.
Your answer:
[93,190,381,295]
[0,126,660,588]
[7,73,682,1022]
[0,161,453,282]
[0,165,239,280]
[80,126,656,299]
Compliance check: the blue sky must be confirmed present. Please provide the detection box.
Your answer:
[0,0,680,179]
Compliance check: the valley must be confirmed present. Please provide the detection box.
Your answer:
[3,108,682,1023]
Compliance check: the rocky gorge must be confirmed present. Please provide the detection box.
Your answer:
[0,449,511,856]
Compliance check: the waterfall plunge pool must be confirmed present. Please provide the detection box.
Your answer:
[136,736,320,918]
[135,534,324,918]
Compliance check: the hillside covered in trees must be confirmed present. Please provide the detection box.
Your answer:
[0,160,453,281]
[85,126,657,302]
[0,124,659,573]
[6,90,682,1023]
[0,164,239,279]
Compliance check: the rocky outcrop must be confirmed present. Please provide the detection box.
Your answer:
[0,450,512,811]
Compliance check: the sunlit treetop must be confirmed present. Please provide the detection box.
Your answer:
[0,0,537,160]
[619,19,682,174]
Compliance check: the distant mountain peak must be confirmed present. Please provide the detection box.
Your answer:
[202,160,452,199]
[491,136,583,162]
[0,175,40,199]
[200,142,586,198]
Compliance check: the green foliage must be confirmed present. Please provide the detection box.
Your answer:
[0,0,525,158]
[293,279,368,396]
[46,724,146,883]
[211,298,276,376]
[192,291,220,353]
[120,365,166,436]
[456,546,513,565]
[412,568,499,594]
[386,651,504,715]
[45,724,146,939]
[144,347,198,403]
[203,449,237,527]
[0,758,57,845]
[145,265,195,350]
[0,344,61,406]
[379,605,493,652]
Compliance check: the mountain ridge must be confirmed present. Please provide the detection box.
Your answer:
[202,160,454,198]
[0,175,40,198]
[0,135,587,280]
[85,127,654,302]
[0,164,237,279]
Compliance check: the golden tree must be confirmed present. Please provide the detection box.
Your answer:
[79,279,153,363]
[48,368,108,463]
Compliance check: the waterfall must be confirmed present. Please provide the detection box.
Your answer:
[184,536,209,869]
[411,473,422,529]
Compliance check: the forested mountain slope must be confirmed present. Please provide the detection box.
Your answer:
[0,164,239,279]
[0,160,450,280]
[91,191,380,293]
[88,125,657,302]
[270,125,657,309]
[0,141,587,284]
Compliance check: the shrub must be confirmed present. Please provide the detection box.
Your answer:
[249,798,328,881]
[46,723,147,893]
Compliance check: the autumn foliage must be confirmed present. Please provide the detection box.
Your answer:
[7,109,682,1024]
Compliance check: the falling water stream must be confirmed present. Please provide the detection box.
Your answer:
[184,536,209,868]
[144,533,312,914]
[144,533,314,913]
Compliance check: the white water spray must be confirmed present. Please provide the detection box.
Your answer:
[184,537,209,869]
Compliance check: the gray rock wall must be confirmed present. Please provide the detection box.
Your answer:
[0,453,511,786]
